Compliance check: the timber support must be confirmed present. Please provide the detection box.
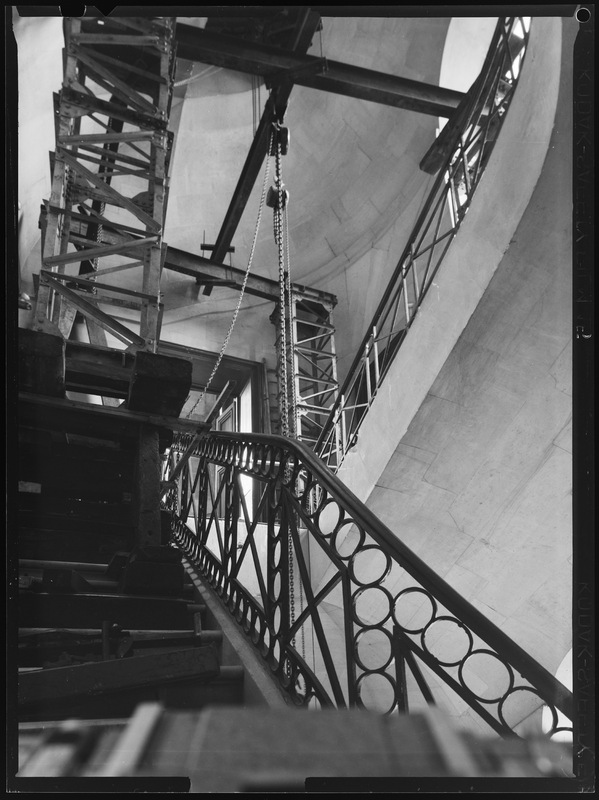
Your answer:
[32,16,177,352]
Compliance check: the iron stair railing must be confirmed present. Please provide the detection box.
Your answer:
[314,17,532,470]
[163,430,573,740]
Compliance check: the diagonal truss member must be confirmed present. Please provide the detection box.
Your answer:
[271,296,340,453]
[33,16,177,352]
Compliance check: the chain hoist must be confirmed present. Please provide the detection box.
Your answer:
[267,120,307,674]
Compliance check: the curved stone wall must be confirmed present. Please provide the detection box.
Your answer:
[309,16,573,735]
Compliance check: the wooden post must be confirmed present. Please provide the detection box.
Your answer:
[127,350,193,417]
[18,328,66,398]
[18,646,220,708]
[133,424,162,548]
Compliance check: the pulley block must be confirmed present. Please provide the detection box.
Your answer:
[266,185,289,210]
[270,124,290,156]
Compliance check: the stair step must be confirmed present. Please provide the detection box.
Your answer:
[18,647,223,722]
[20,559,112,574]
[18,591,204,631]
[19,509,132,537]
[19,646,220,707]
[19,569,120,594]
[18,497,133,525]
[19,673,243,723]
[18,558,197,607]
[19,627,215,639]
[18,529,130,564]
[18,628,224,669]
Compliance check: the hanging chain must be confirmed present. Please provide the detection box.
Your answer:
[271,124,307,673]
[284,203,298,440]
[168,450,180,516]
[275,136,290,439]
[284,201,306,667]
[272,128,294,672]
[185,134,273,420]
[92,200,105,276]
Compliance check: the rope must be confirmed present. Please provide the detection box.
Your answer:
[185,135,272,419]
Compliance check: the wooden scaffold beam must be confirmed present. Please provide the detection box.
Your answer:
[32,16,177,353]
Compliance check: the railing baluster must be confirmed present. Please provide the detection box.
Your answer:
[372,326,380,387]
[402,261,411,323]
[162,430,573,739]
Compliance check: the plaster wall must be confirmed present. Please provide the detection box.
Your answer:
[334,17,563,504]
[306,15,573,733]
[366,15,573,672]
[13,13,64,292]
[160,17,452,369]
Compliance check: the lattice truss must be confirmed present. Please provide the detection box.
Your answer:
[292,299,339,449]
[33,17,176,351]
[272,296,339,451]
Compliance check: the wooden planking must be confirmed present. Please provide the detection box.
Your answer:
[18,627,211,668]
[17,530,132,566]
[18,646,220,708]
[65,367,131,399]
[19,490,130,525]
[119,557,185,597]
[18,504,134,535]
[40,459,134,500]
[132,425,162,547]
[19,392,207,438]
[18,328,66,398]
[18,591,201,630]
[19,442,50,484]
[127,350,193,417]
[20,435,134,490]
[18,509,132,537]
[94,702,164,777]
[168,706,414,789]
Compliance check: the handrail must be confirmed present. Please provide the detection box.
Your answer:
[164,429,573,737]
[314,17,532,469]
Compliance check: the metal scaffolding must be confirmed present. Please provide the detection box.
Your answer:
[271,295,339,452]
[33,16,176,352]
